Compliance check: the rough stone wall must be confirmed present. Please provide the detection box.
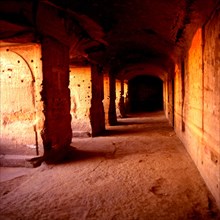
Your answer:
[115,79,121,117]
[118,80,127,118]
[103,73,110,125]
[104,75,128,123]
[0,44,43,156]
[173,9,220,207]
[202,9,220,207]
[124,80,129,112]
[177,28,203,159]
[69,66,92,135]
[163,77,171,121]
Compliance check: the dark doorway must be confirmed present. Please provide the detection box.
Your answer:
[128,75,163,112]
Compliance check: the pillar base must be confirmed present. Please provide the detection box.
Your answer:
[43,145,73,163]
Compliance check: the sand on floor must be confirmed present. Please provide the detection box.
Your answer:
[0,112,219,220]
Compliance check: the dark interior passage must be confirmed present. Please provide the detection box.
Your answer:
[128,75,163,113]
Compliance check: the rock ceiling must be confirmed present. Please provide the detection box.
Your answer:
[0,0,218,78]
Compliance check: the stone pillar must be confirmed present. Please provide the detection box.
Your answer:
[41,36,72,162]
[108,74,117,125]
[90,64,105,136]
[119,79,126,118]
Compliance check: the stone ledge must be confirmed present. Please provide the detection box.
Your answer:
[72,131,91,138]
[0,155,43,168]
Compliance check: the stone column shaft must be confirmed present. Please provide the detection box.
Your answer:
[41,36,72,161]
[90,64,105,136]
[108,74,117,125]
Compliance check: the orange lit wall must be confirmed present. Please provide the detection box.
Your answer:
[163,76,169,119]
[115,79,121,117]
[69,66,92,135]
[103,75,128,123]
[103,73,110,124]
[124,80,128,112]
[103,74,128,125]
[176,28,203,160]
[163,76,174,126]
[172,10,220,207]
[202,11,220,206]
[0,43,43,156]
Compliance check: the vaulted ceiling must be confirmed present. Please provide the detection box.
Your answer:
[0,0,218,79]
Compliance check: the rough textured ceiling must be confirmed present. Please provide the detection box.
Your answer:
[0,0,218,78]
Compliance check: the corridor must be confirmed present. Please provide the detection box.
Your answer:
[0,112,219,219]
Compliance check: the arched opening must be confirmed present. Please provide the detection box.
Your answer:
[128,75,163,113]
[0,45,43,156]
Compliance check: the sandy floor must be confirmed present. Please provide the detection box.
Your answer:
[0,112,219,220]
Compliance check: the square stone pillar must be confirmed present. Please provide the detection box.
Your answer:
[41,37,72,162]
[108,74,117,125]
[90,64,105,136]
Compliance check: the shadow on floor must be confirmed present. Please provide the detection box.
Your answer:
[103,122,173,137]
[65,147,106,162]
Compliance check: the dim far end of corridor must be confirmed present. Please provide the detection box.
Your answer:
[0,0,220,219]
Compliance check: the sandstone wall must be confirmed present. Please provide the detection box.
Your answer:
[172,9,220,207]
[123,80,129,116]
[104,76,128,121]
[163,79,169,118]
[124,80,128,111]
[163,76,174,126]
[69,66,92,136]
[103,73,110,125]
[0,44,43,156]
[115,79,121,117]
